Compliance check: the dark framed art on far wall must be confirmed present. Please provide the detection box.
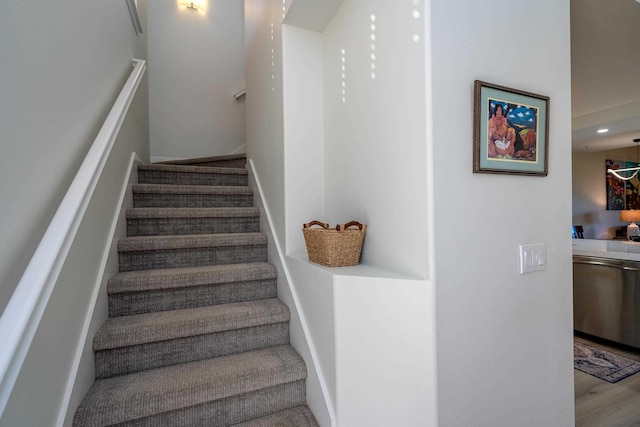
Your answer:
[473,80,549,176]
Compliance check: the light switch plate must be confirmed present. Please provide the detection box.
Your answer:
[519,243,546,274]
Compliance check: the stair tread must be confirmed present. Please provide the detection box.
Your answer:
[74,345,306,426]
[155,153,246,165]
[139,163,248,175]
[126,207,259,219]
[94,298,290,350]
[108,262,276,294]
[118,233,267,252]
[231,406,319,427]
[132,183,254,194]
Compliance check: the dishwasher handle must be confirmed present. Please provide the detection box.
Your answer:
[573,257,640,271]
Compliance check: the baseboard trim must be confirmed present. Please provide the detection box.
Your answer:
[230,144,246,155]
[247,159,335,425]
[56,153,141,427]
[150,155,185,163]
[150,147,247,164]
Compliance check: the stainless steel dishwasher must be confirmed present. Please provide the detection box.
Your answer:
[573,256,640,348]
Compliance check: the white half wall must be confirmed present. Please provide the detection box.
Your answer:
[572,146,638,239]
[333,275,435,427]
[430,1,575,425]
[248,162,333,426]
[148,0,246,159]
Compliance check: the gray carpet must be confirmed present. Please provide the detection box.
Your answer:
[138,163,248,186]
[231,406,319,427]
[74,154,318,426]
[107,263,278,317]
[126,207,260,236]
[132,184,254,208]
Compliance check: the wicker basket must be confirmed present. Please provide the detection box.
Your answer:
[302,220,366,267]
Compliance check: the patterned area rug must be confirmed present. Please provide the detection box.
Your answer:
[574,341,640,383]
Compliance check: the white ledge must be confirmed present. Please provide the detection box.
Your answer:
[287,252,421,280]
[572,238,640,262]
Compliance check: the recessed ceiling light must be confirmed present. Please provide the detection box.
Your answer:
[597,128,609,134]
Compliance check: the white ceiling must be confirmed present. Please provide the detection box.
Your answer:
[571,0,640,152]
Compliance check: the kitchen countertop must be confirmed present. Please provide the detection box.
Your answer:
[572,238,640,262]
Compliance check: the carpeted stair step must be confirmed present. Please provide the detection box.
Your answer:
[138,163,248,186]
[94,298,291,378]
[108,262,277,317]
[231,405,319,427]
[132,184,254,208]
[118,233,268,272]
[156,153,247,169]
[126,207,260,236]
[73,345,307,426]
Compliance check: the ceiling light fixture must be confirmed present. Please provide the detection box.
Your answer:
[608,139,640,181]
[178,0,206,11]
[597,128,609,134]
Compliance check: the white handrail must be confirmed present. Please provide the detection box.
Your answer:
[233,88,246,100]
[126,0,143,34]
[0,58,147,417]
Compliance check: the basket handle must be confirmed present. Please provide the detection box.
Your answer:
[304,220,329,229]
[337,221,364,231]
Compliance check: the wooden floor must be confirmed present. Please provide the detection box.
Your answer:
[574,334,640,427]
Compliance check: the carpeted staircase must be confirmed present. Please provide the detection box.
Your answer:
[73,154,319,426]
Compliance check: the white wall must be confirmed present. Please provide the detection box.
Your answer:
[333,275,434,426]
[245,0,286,241]
[147,0,246,161]
[246,2,338,422]
[319,1,436,424]
[0,0,150,423]
[322,0,429,277]
[282,25,325,253]
[2,91,148,426]
[573,146,637,239]
[247,0,574,425]
[0,0,148,314]
[430,1,575,426]
[247,0,437,425]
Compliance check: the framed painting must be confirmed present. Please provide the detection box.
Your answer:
[606,159,626,210]
[473,80,550,176]
[626,161,640,209]
[606,159,640,210]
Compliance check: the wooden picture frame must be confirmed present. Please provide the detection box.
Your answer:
[473,80,549,176]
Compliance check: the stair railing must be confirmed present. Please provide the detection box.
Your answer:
[233,88,246,100]
[0,58,147,416]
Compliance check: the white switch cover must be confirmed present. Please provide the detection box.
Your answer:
[519,243,546,274]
